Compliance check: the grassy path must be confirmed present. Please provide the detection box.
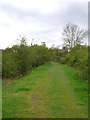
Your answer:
[3,63,88,118]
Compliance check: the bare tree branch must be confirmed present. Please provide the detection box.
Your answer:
[62,23,87,50]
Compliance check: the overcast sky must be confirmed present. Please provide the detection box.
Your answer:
[0,0,88,49]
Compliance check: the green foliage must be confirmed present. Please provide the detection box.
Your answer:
[66,44,88,80]
[12,45,32,76]
[2,48,18,78]
[49,48,64,62]
[2,35,88,81]
[2,38,53,78]
[29,45,50,67]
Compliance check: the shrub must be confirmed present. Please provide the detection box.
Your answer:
[66,44,88,80]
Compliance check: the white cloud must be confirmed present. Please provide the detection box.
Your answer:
[1,0,88,14]
[0,0,88,49]
[0,0,60,15]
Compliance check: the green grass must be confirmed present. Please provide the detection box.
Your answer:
[2,62,88,118]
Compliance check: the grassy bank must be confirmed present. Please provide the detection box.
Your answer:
[2,63,88,118]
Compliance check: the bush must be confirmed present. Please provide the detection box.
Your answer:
[2,48,18,78]
[2,43,53,78]
[66,44,88,80]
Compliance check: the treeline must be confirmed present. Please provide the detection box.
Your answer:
[2,45,51,78]
[2,37,65,79]
[2,23,88,81]
[2,39,88,81]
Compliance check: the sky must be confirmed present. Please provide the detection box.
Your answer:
[0,0,88,49]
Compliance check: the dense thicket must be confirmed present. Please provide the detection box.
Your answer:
[2,43,55,78]
[65,44,88,80]
[2,31,88,82]
[2,43,88,81]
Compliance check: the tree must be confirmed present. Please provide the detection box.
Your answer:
[17,35,27,46]
[62,23,87,50]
